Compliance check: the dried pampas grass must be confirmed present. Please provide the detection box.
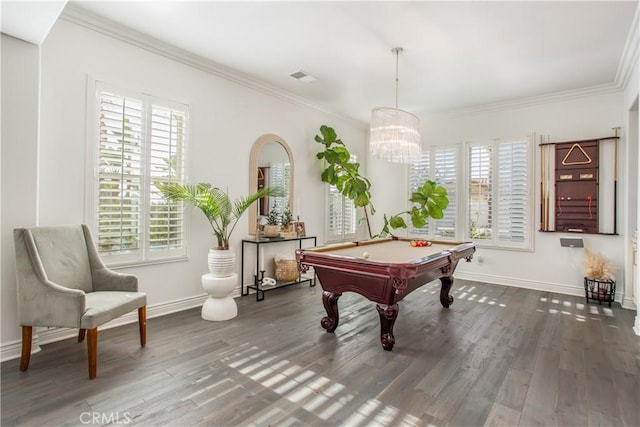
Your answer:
[583,248,614,280]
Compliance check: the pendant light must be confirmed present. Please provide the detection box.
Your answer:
[369,47,421,163]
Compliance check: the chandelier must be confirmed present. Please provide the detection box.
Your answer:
[369,47,421,163]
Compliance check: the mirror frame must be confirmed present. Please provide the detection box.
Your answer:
[248,134,294,235]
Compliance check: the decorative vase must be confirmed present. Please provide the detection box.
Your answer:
[207,248,236,278]
[263,224,279,238]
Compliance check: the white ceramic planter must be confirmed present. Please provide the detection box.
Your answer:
[207,248,236,278]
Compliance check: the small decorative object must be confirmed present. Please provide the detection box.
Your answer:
[583,248,614,281]
[281,206,293,231]
[263,207,280,238]
[274,253,299,282]
[583,248,616,306]
[279,206,297,238]
[295,221,306,237]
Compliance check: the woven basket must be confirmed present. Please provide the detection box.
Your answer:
[274,258,299,282]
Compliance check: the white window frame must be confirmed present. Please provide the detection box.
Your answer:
[325,155,358,243]
[86,80,189,266]
[464,137,534,251]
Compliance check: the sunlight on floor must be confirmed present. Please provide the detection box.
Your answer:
[421,283,507,307]
[217,345,426,426]
[535,295,619,323]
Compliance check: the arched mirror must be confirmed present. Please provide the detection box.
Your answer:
[248,134,294,234]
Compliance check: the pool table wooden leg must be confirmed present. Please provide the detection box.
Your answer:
[439,276,454,308]
[321,291,341,332]
[376,303,398,351]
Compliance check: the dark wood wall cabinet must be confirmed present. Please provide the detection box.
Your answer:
[540,129,619,235]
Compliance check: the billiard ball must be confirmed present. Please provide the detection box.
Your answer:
[362,251,370,259]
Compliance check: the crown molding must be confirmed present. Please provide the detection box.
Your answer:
[59,4,365,128]
[58,2,637,124]
[433,82,624,118]
[615,5,639,90]
[428,7,639,119]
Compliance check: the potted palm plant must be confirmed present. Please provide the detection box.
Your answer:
[157,182,279,277]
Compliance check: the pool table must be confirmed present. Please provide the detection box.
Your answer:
[295,237,475,350]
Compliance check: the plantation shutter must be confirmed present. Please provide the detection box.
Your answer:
[408,152,430,237]
[94,82,189,263]
[468,144,493,240]
[408,147,458,238]
[327,155,357,241]
[497,140,528,242]
[269,162,290,217]
[148,106,187,250]
[97,92,143,254]
[433,147,457,238]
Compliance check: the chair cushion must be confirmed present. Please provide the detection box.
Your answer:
[29,225,93,292]
[81,291,147,330]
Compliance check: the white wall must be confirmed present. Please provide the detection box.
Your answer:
[0,17,367,358]
[1,35,40,355]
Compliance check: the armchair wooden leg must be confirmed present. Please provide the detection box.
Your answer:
[138,306,147,347]
[20,326,32,372]
[78,329,86,343]
[87,328,98,379]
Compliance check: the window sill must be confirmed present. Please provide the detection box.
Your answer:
[471,243,533,252]
[106,255,190,270]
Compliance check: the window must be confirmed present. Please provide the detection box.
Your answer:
[268,162,291,217]
[92,82,188,265]
[467,138,531,249]
[326,155,357,242]
[407,138,532,250]
[408,146,458,239]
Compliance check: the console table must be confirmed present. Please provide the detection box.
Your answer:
[241,236,317,301]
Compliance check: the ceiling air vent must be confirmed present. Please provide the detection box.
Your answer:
[290,70,317,83]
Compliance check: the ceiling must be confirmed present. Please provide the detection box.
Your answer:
[2,1,638,123]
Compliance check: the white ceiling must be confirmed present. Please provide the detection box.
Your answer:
[0,1,67,45]
[2,1,638,123]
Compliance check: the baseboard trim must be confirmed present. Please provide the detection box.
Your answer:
[455,272,625,304]
[0,293,207,362]
[621,296,637,311]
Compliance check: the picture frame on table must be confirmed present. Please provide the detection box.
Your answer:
[294,222,306,237]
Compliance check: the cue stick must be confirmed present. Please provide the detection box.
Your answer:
[540,139,544,230]
[613,127,619,234]
[547,135,552,230]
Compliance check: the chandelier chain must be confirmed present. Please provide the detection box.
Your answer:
[393,47,403,108]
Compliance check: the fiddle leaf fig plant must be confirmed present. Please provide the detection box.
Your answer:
[315,125,449,239]
[315,125,375,236]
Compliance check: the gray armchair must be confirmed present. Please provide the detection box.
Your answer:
[13,224,147,379]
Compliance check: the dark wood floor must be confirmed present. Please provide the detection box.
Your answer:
[2,279,638,427]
